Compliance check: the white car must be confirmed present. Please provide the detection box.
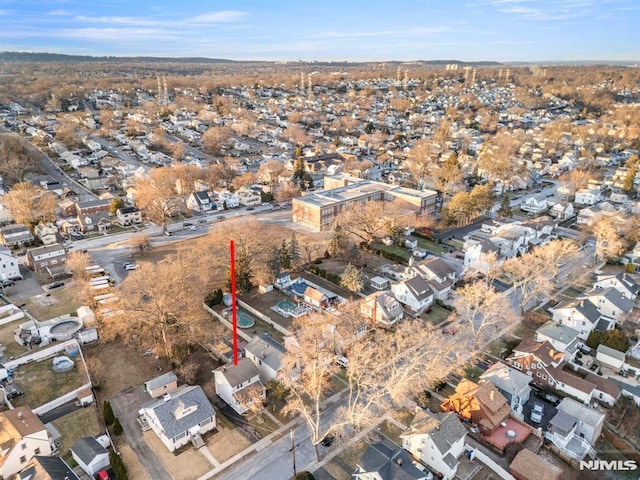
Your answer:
[125,264,139,271]
[530,402,544,423]
[188,225,198,231]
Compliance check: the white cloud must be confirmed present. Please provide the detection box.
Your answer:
[0,9,10,15]
[190,11,247,23]
[56,27,176,41]
[312,27,447,39]
[47,9,72,16]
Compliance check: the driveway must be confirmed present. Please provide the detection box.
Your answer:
[3,265,44,304]
[111,386,173,480]
[522,393,558,431]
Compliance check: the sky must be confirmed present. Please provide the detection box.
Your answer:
[0,0,638,62]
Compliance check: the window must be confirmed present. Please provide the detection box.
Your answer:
[20,456,26,464]
[21,443,27,450]
[34,448,40,455]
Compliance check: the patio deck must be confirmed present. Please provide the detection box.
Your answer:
[481,416,532,451]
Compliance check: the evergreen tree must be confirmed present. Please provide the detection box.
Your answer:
[113,417,123,435]
[266,246,282,281]
[497,194,513,217]
[110,451,128,480]
[279,239,291,270]
[288,233,300,267]
[622,164,637,193]
[103,400,114,426]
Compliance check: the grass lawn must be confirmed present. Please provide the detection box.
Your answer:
[512,323,536,339]
[0,320,30,359]
[52,406,102,455]
[247,411,280,437]
[11,357,90,409]
[375,243,410,262]
[377,420,404,444]
[21,284,83,320]
[421,303,454,326]
[464,364,484,381]
[322,439,370,480]
[415,237,448,254]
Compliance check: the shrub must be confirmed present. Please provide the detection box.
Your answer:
[110,450,128,480]
[103,400,114,426]
[113,417,123,435]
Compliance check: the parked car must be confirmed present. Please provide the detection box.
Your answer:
[530,402,544,423]
[2,280,14,287]
[188,225,198,231]
[164,231,172,236]
[183,222,193,226]
[534,390,560,406]
[47,281,65,290]
[578,344,592,355]
[246,206,255,211]
[197,219,207,224]
[125,264,139,271]
[320,435,335,447]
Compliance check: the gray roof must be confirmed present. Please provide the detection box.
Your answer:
[549,409,577,433]
[142,385,215,440]
[356,439,428,480]
[71,436,108,465]
[213,357,260,387]
[402,411,466,456]
[479,363,532,396]
[145,371,178,391]
[553,299,601,323]
[0,224,31,235]
[404,276,433,302]
[557,397,605,428]
[596,344,625,362]
[536,322,580,346]
[244,336,285,372]
[417,257,456,280]
[18,456,81,480]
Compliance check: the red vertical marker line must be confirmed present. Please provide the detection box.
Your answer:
[230,239,238,365]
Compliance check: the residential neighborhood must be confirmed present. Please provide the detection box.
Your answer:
[0,57,639,480]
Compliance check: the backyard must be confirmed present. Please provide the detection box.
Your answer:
[21,284,83,320]
[0,317,29,359]
[52,406,103,457]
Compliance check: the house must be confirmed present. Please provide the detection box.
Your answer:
[549,299,604,340]
[506,339,564,389]
[463,238,501,274]
[401,411,467,480]
[25,243,67,276]
[440,379,511,436]
[213,358,265,415]
[78,212,112,233]
[479,363,532,418]
[75,199,111,215]
[237,188,261,207]
[574,188,601,206]
[34,223,58,245]
[360,292,404,327]
[549,201,574,220]
[534,322,581,356]
[578,288,635,325]
[369,276,390,290]
[0,224,34,247]
[520,195,548,214]
[138,385,216,452]
[0,246,22,282]
[353,437,431,480]
[595,344,626,372]
[274,272,293,290]
[509,448,562,480]
[216,191,239,209]
[390,276,434,315]
[16,456,81,480]
[70,437,109,477]
[186,191,213,212]
[546,409,595,461]
[143,371,179,398]
[304,286,328,309]
[116,206,143,226]
[379,263,409,282]
[593,272,639,301]
[0,407,54,479]
[555,397,604,446]
[244,335,285,382]
[409,257,457,300]
[583,371,622,407]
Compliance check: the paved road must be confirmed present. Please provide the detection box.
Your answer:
[111,386,173,480]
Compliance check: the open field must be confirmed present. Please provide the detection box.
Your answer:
[52,406,103,456]
[11,356,89,408]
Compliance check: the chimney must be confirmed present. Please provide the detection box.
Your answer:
[490,390,494,401]
[163,393,171,402]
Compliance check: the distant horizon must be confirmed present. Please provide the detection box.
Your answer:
[1,51,638,67]
[0,1,638,62]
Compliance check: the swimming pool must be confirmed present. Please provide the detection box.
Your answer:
[236,310,256,329]
[277,300,297,313]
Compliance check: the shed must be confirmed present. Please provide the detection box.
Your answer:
[143,371,179,398]
[76,387,94,407]
[77,305,97,328]
[370,276,390,290]
[77,328,99,344]
[509,448,562,480]
[595,344,626,371]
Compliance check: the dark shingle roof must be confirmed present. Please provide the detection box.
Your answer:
[71,436,108,465]
[18,456,81,480]
[213,357,260,387]
[356,438,428,480]
[404,276,433,301]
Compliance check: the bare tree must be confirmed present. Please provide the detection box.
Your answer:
[66,250,92,281]
[202,125,233,155]
[127,232,151,254]
[532,239,580,286]
[134,168,184,234]
[340,264,364,295]
[453,280,518,346]
[501,253,553,315]
[4,182,58,225]
[333,201,416,246]
[590,214,626,265]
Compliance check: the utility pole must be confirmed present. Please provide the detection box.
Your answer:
[290,429,297,477]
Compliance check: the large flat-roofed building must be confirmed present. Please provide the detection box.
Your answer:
[292,174,437,231]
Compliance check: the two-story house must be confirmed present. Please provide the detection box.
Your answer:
[244,335,285,382]
[360,292,404,327]
[216,191,239,209]
[25,243,67,276]
[479,363,532,419]
[0,407,54,479]
[574,188,601,206]
[0,246,22,282]
[409,257,457,300]
[186,191,213,212]
[353,437,431,480]
[577,288,635,325]
[116,206,143,226]
[593,272,639,302]
[506,339,564,389]
[546,398,603,461]
[549,299,605,340]
[390,276,434,315]
[401,411,467,480]
[213,358,265,415]
[0,224,34,247]
[237,189,261,207]
[138,385,216,452]
[34,223,58,246]
[549,201,574,220]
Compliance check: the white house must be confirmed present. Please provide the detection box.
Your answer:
[479,363,532,419]
[116,206,143,226]
[595,344,626,372]
[578,288,635,325]
[550,299,604,340]
[186,191,213,212]
[216,191,239,209]
[244,335,285,382]
[0,246,22,282]
[549,201,574,220]
[520,195,548,214]
[409,257,457,300]
[360,292,404,327]
[535,322,581,356]
[574,188,601,206]
[34,223,58,246]
[0,407,54,479]
[556,397,604,445]
[594,272,639,301]
[401,411,467,480]
[391,276,434,315]
[213,358,265,415]
[237,189,261,207]
[138,385,216,452]
[70,436,110,477]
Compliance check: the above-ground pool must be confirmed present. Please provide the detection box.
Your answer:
[290,281,308,296]
[49,319,83,341]
[52,356,74,372]
[236,310,256,328]
[277,300,297,313]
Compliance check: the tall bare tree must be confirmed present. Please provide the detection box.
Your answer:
[501,253,553,315]
[134,168,184,234]
[590,214,626,265]
[333,201,416,246]
[4,182,58,226]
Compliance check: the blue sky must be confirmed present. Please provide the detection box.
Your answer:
[0,0,638,61]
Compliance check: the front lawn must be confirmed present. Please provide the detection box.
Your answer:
[415,237,448,255]
[375,243,410,262]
